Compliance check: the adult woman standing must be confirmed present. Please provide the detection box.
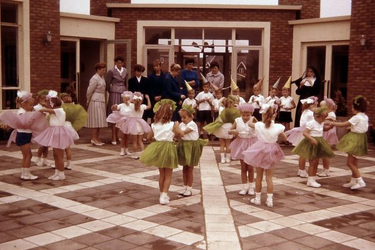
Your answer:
[181,59,199,95]
[206,61,224,92]
[106,57,127,144]
[86,62,108,145]
[162,63,186,121]
[292,66,321,127]
[148,60,166,121]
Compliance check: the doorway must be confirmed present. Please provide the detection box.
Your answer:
[60,39,79,101]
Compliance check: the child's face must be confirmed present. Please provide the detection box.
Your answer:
[153,64,161,72]
[203,84,210,93]
[123,96,130,104]
[232,89,239,95]
[282,88,289,97]
[188,90,195,99]
[211,66,219,74]
[241,111,251,122]
[253,87,260,95]
[180,110,193,124]
[315,112,328,123]
[215,91,223,99]
[21,98,35,111]
[270,89,277,97]
[61,95,72,103]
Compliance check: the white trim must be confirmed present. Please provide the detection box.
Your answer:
[288,15,351,25]
[60,12,120,23]
[107,3,301,10]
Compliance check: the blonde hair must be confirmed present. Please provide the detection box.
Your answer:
[170,63,181,72]
[154,104,173,124]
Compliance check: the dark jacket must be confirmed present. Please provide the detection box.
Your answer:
[162,73,182,103]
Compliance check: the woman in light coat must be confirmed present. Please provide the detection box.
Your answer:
[86,62,108,145]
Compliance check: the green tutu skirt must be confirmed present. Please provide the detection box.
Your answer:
[140,141,178,169]
[337,132,368,156]
[292,137,334,160]
[203,120,223,135]
[177,139,208,166]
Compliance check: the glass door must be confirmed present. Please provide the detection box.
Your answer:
[60,38,80,102]
[144,46,172,76]
[232,48,261,100]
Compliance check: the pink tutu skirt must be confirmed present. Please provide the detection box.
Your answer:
[229,137,258,160]
[33,126,77,149]
[323,127,339,146]
[285,125,305,146]
[242,140,285,169]
[118,117,150,135]
[213,123,234,139]
[106,111,127,124]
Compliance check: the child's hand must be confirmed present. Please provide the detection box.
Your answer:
[111,104,117,111]
[145,94,150,99]
[310,138,318,146]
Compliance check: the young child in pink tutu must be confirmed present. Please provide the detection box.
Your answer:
[34,90,52,168]
[228,103,257,196]
[33,90,78,181]
[0,91,48,180]
[328,95,368,190]
[286,96,317,178]
[176,105,207,197]
[318,98,339,177]
[107,91,133,156]
[242,103,286,207]
[292,107,334,188]
[118,92,151,159]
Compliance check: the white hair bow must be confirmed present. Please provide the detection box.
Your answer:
[259,103,271,114]
[300,98,314,104]
[133,95,143,101]
[17,90,28,99]
[47,90,58,98]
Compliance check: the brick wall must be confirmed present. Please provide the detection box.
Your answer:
[29,0,61,92]
[91,0,129,16]
[110,7,296,92]
[279,0,320,19]
[347,0,375,123]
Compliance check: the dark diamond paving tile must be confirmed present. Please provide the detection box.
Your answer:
[73,232,113,246]
[143,214,179,225]
[270,228,310,240]
[271,241,314,250]
[313,211,375,229]
[0,231,17,243]
[0,219,25,231]
[141,238,188,250]
[320,244,356,250]
[164,218,204,235]
[44,239,87,250]
[97,226,138,239]
[120,232,164,246]
[242,233,287,247]
[7,225,45,238]
[94,239,137,250]
[33,219,72,231]
[294,235,336,249]
[59,214,95,225]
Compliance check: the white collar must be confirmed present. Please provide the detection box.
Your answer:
[136,76,142,82]
[116,67,124,75]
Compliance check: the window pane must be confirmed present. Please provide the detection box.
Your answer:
[2,89,17,109]
[204,28,232,53]
[175,28,203,53]
[331,45,349,116]
[235,29,262,46]
[307,46,326,100]
[236,50,260,99]
[145,28,171,45]
[1,2,18,23]
[1,26,18,87]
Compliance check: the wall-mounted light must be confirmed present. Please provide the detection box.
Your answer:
[360,35,366,47]
[45,31,52,45]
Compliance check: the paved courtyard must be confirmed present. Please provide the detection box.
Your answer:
[0,128,375,250]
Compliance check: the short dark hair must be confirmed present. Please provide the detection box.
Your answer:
[185,58,195,65]
[114,56,124,62]
[134,64,145,72]
[210,61,219,69]
[95,62,106,71]
[352,96,368,112]
[202,81,210,87]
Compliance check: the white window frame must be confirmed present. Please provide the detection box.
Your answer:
[0,0,30,111]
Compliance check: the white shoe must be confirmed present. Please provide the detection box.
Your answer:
[182,190,192,197]
[351,179,366,190]
[130,154,139,160]
[266,199,273,208]
[36,159,43,167]
[317,169,330,177]
[48,170,59,180]
[159,193,169,205]
[343,178,356,188]
[65,163,72,170]
[239,188,248,195]
[50,164,56,169]
[225,157,231,163]
[21,169,38,180]
[52,172,66,181]
[111,141,117,145]
[43,159,51,167]
[299,170,308,178]
[179,187,187,195]
[120,149,125,156]
[250,198,261,205]
[248,183,255,195]
[307,179,321,188]
[125,149,132,155]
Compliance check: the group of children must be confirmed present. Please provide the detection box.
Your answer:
[0,90,86,181]
[0,76,370,207]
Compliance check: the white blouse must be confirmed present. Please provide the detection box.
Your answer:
[180,121,199,140]
[152,122,174,141]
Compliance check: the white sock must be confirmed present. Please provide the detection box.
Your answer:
[267,193,273,200]
[66,160,71,166]
[356,177,364,182]
[187,186,192,191]
[242,183,249,190]
[226,153,231,159]
[255,192,261,200]
[221,153,225,159]
[21,168,25,176]
[308,177,315,182]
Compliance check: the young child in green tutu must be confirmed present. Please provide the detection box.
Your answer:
[176,105,207,197]
[292,106,335,188]
[327,95,368,190]
[139,99,179,205]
